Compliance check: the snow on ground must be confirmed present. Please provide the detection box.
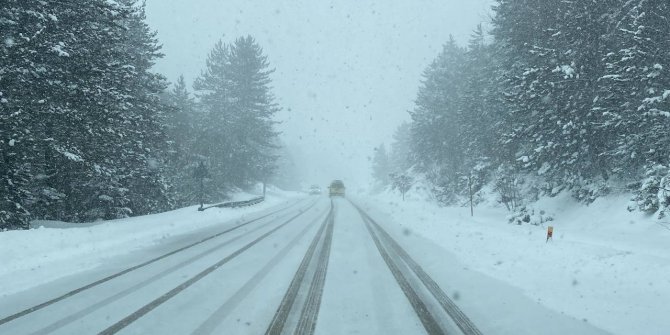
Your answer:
[0,187,303,297]
[2,183,667,334]
[359,189,670,335]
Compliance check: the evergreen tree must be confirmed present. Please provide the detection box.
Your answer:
[194,36,280,198]
[492,0,620,200]
[0,0,134,224]
[0,0,46,228]
[459,24,504,192]
[163,75,201,207]
[390,173,414,201]
[410,37,467,203]
[166,75,196,150]
[371,144,391,188]
[112,0,172,217]
[389,122,413,173]
[193,40,231,201]
[398,0,669,212]
[1,0,171,227]
[599,0,670,214]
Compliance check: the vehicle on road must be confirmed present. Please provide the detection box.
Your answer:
[309,185,322,195]
[329,180,345,197]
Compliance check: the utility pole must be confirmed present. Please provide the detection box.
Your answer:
[194,161,209,211]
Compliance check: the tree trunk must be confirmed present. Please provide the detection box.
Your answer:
[469,174,474,217]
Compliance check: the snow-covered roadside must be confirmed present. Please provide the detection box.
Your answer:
[0,188,304,297]
[359,191,670,335]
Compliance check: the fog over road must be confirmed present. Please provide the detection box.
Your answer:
[143,0,494,186]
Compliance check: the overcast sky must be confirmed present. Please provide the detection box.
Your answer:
[144,0,493,190]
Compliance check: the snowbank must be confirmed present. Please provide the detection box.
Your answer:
[361,190,670,335]
[0,190,303,297]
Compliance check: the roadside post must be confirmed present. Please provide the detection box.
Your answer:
[546,226,554,243]
[194,161,209,211]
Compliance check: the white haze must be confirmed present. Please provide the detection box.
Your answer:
[144,0,493,189]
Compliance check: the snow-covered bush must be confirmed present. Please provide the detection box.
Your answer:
[629,165,670,218]
[507,206,554,225]
[390,173,414,201]
[494,165,522,211]
[570,178,611,204]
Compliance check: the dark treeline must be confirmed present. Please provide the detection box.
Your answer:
[1,1,280,229]
[374,0,670,216]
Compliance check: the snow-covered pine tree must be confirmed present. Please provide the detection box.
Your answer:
[110,0,173,217]
[166,75,196,154]
[389,122,413,174]
[0,0,134,224]
[549,0,621,198]
[459,24,503,193]
[194,36,280,197]
[46,1,137,221]
[410,37,467,203]
[193,40,231,201]
[371,144,391,188]
[223,36,280,187]
[600,0,670,215]
[45,0,170,221]
[492,0,618,200]
[163,75,202,207]
[0,1,46,229]
[1,0,173,226]
[390,173,414,201]
[493,0,566,192]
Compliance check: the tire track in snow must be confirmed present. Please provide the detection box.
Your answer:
[265,200,334,335]
[294,202,335,335]
[352,200,483,335]
[97,205,314,335]
[190,208,328,335]
[29,201,319,335]
[361,210,445,335]
[369,216,483,335]
[0,198,309,327]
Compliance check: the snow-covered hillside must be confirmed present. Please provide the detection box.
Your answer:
[360,190,670,335]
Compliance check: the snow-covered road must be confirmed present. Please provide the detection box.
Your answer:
[0,196,613,334]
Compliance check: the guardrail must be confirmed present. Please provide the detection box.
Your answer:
[198,196,265,211]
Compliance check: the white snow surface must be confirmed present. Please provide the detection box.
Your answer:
[0,188,302,297]
[2,187,668,334]
[359,190,670,335]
